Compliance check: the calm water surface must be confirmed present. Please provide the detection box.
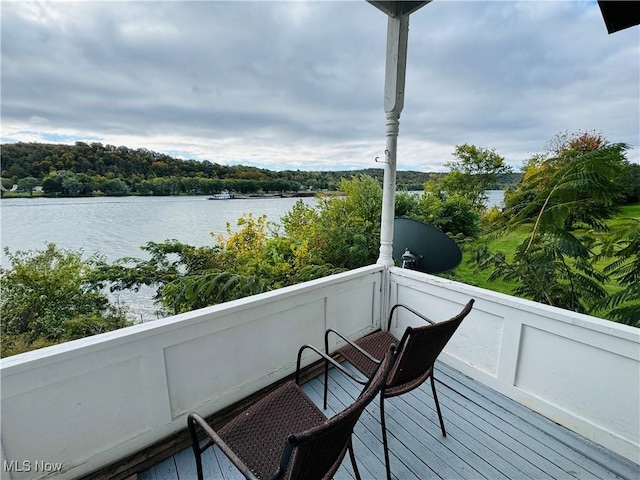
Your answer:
[1,191,503,321]
[1,195,316,320]
[1,196,315,263]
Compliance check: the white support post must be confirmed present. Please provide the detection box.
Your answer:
[377,14,409,268]
[377,14,409,326]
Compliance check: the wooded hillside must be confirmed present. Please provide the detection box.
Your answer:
[0,142,427,190]
[1,142,521,195]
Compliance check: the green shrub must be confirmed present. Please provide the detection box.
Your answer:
[1,244,132,357]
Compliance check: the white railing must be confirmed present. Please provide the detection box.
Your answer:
[2,263,638,479]
[388,266,640,464]
[0,265,384,480]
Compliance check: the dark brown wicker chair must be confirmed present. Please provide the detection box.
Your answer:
[324,299,474,480]
[187,344,396,480]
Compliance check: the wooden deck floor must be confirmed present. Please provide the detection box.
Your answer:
[139,363,639,480]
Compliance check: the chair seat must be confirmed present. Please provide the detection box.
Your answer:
[337,330,398,378]
[218,381,327,479]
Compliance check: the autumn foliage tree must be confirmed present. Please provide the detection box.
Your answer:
[475,131,632,317]
[507,131,627,230]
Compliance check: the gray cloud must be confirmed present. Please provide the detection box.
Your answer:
[1,1,638,172]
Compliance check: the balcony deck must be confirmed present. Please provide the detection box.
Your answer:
[138,362,639,480]
[3,266,637,479]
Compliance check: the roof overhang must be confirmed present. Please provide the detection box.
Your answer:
[367,1,431,17]
[369,1,639,34]
[597,1,640,33]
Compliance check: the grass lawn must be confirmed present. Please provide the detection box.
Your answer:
[609,203,640,223]
[449,203,639,299]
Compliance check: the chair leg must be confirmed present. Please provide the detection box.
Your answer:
[187,415,205,480]
[323,334,330,410]
[348,438,362,480]
[430,374,446,437]
[379,392,392,480]
[323,357,329,409]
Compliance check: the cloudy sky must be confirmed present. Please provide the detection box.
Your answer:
[1,1,638,172]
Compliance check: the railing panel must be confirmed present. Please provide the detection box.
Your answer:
[163,298,327,420]
[515,323,639,444]
[389,266,640,463]
[0,265,383,480]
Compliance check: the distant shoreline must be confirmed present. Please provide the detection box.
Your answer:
[1,191,348,200]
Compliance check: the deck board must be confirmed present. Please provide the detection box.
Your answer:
[426,382,574,479]
[174,448,198,479]
[138,456,178,480]
[140,362,639,480]
[436,363,638,480]
[434,364,631,480]
[402,388,537,480]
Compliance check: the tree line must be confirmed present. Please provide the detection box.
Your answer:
[0,141,511,196]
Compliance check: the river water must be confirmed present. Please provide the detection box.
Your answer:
[1,190,504,321]
[1,195,320,321]
[0,195,316,264]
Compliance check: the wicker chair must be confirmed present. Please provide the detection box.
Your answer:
[187,344,396,480]
[324,299,474,480]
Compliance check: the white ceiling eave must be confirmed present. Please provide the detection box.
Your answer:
[367,1,431,18]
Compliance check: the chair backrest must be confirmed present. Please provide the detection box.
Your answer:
[283,345,396,480]
[387,299,474,396]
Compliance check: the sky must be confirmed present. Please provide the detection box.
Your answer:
[1,1,638,173]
